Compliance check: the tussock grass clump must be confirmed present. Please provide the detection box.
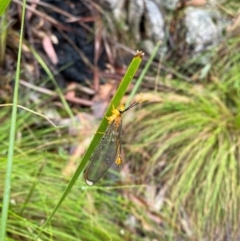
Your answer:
[126,40,240,239]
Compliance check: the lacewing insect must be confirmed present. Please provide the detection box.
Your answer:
[84,101,141,186]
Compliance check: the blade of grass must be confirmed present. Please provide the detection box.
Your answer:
[0,0,26,239]
[37,50,145,236]
[0,104,57,127]
[29,45,74,119]
[0,12,8,65]
[19,160,46,216]
[126,41,161,106]
[0,0,10,16]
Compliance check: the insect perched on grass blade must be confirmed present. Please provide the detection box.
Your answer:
[84,101,142,186]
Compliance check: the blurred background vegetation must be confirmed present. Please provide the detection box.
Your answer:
[1,0,240,240]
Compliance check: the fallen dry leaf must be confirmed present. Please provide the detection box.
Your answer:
[42,35,58,65]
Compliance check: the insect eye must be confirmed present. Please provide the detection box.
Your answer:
[118,104,125,112]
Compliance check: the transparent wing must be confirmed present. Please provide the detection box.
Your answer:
[84,120,122,185]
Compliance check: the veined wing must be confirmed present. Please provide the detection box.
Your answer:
[84,119,122,186]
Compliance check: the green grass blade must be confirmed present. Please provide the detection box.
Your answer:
[0,0,27,239]
[0,13,8,65]
[37,50,144,235]
[0,0,10,16]
[29,45,74,119]
[127,42,161,106]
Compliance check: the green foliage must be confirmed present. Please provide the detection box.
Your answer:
[37,51,145,235]
[1,1,240,240]
[0,1,27,239]
[0,49,145,240]
[0,103,141,240]
[0,0,10,16]
[126,37,240,240]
